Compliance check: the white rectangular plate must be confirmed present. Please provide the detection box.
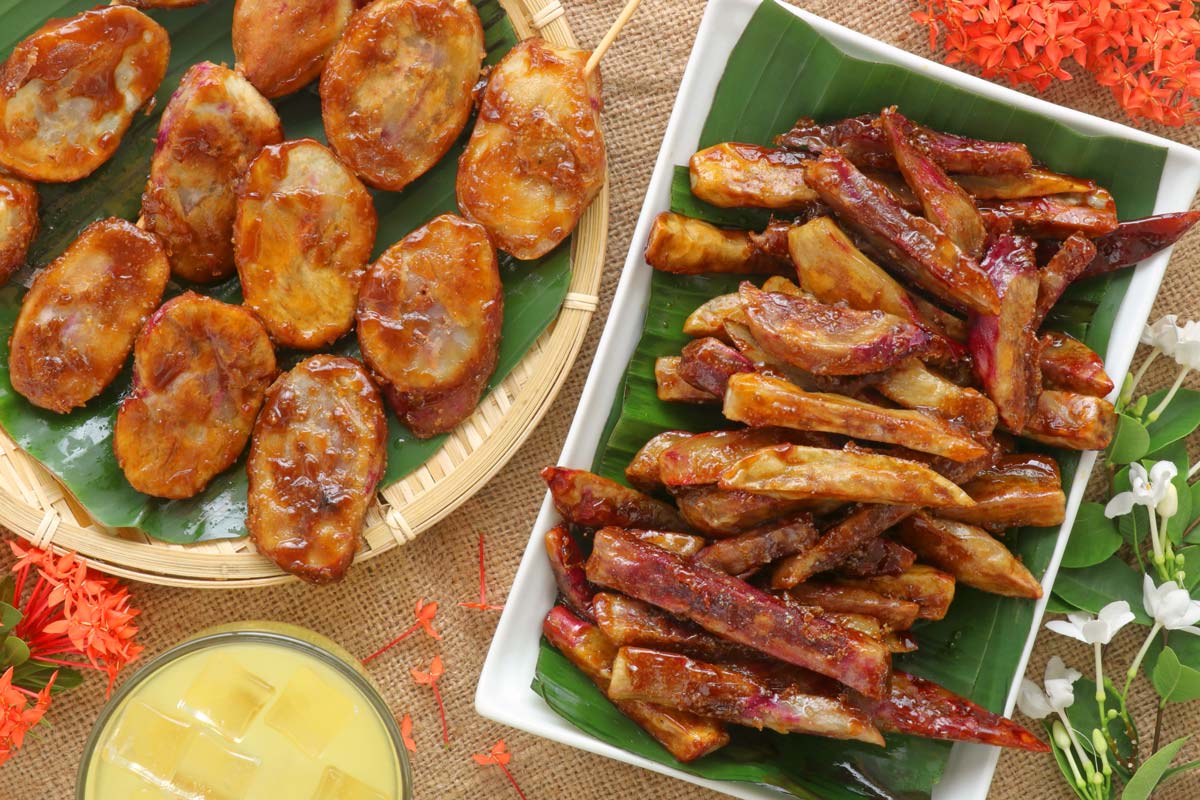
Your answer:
[477,1,1200,797]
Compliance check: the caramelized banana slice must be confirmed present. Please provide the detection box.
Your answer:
[357,214,502,437]
[322,0,484,191]
[233,0,355,98]
[248,356,387,585]
[0,176,38,284]
[457,38,605,260]
[235,139,377,349]
[114,293,277,499]
[9,219,169,414]
[142,62,283,284]
[0,6,169,182]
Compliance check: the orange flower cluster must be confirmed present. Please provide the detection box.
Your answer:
[913,0,1200,125]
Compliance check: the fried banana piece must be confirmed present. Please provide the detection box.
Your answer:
[725,372,988,462]
[542,467,688,531]
[1022,390,1116,451]
[1039,332,1114,397]
[233,0,354,98]
[457,38,604,260]
[357,214,502,437]
[721,444,973,508]
[658,427,819,487]
[695,514,818,576]
[586,529,893,698]
[247,356,386,585]
[683,293,743,340]
[644,212,788,275]
[876,360,998,435]
[114,294,276,499]
[980,190,1119,238]
[323,0,483,191]
[785,582,920,631]
[545,525,595,618]
[894,513,1041,598]
[610,647,884,744]
[838,537,917,578]
[1082,211,1200,278]
[771,504,915,588]
[1034,233,1097,327]
[235,139,376,349]
[740,283,930,376]
[677,337,756,395]
[0,176,38,285]
[954,169,1095,199]
[543,606,730,762]
[9,219,169,414]
[0,6,169,182]
[688,144,818,208]
[142,62,283,283]
[939,454,1066,530]
[803,149,999,315]
[674,486,811,537]
[882,108,986,259]
[626,430,693,493]
[655,357,719,403]
[836,564,956,621]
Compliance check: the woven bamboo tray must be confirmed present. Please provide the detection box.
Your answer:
[0,0,606,588]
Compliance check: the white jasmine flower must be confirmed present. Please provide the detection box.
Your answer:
[1143,575,1200,634]
[1017,656,1081,719]
[1104,461,1177,518]
[1045,601,1135,645]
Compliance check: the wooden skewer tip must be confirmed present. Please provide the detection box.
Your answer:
[584,0,644,77]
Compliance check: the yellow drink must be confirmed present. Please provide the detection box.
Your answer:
[78,624,410,800]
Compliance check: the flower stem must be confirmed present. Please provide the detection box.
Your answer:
[1147,366,1191,422]
[1125,349,1159,406]
[1125,621,1164,697]
[1148,511,1167,579]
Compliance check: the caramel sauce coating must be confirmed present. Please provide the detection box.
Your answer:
[0,175,38,285]
[233,0,355,98]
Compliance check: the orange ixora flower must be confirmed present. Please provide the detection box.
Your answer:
[362,598,442,665]
[472,740,528,800]
[411,655,449,745]
[0,667,55,766]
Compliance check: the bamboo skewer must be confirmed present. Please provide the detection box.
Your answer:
[583,0,643,77]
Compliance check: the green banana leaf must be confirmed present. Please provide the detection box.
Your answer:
[0,0,571,543]
[530,2,1166,798]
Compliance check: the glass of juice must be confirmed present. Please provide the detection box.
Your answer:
[77,621,411,800]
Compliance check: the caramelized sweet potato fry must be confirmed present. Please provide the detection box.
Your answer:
[674,486,813,537]
[1035,234,1098,326]
[689,143,818,208]
[803,149,998,315]
[586,528,893,698]
[882,108,986,258]
[1082,211,1200,277]
[626,430,693,493]
[895,513,1042,598]
[1039,332,1114,397]
[684,293,742,339]
[720,444,974,508]
[724,373,988,462]
[1021,390,1116,450]
[722,320,876,395]
[740,283,930,376]
[593,592,760,663]
[545,525,595,617]
[644,212,789,275]
[837,537,917,579]
[954,169,1095,200]
[610,647,884,744]
[980,190,1119,238]
[541,467,688,531]
[624,529,707,558]
[876,360,998,435]
[939,454,1066,530]
[678,337,756,395]
[658,427,820,487]
[836,565,956,621]
[655,357,719,403]
[695,514,818,576]
[969,234,1041,432]
[542,606,730,762]
[784,583,920,631]
[771,504,915,588]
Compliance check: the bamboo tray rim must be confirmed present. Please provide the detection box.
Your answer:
[0,0,607,589]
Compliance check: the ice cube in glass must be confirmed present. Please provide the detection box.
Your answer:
[263,665,355,757]
[102,701,193,784]
[310,766,389,800]
[172,730,260,800]
[179,651,274,740]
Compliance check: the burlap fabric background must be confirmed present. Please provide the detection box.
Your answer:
[2,1,1199,798]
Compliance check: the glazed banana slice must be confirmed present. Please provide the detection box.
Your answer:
[142,62,283,284]
[0,6,169,183]
[456,37,606,260]
[233,0,355,98]
[0,176,38,285]
[321,0,485,191]
[234,139,377,349]
[357,214,503,438]
[9,219,169,414]
[248,355,387,585]
[114,293,277,499]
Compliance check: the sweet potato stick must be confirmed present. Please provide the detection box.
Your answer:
[784,582,920,631]
[684,293,742,340]
[837,537,917,578]
[541,466,688,531]
[1082,210,1200,277]
[771,503,914,588]
[1034,233,1097,326]
[624,529,706,558]
[545,525,595,617]
[882,108,986,258]
[625,430,692,493]
[954,169,1095,199]
[722,319,876,396]
[720,444,974,508]
[1021,390,1116,451]
[658,427,824,488]
[644,212,789,275]
[835,564,956,621]
[695,513,818,576]
[593,592,761,663]
[585,528,893,698]
[673,485,815,537]
[689,143,818,208]
[895,513,1042,598]
[542,606,731,762]
[610,647,885,744]
[724,372,988,462]
[1039,332,1114,398]
[980,190,1119,238]
[655,356,719,404]
[938,454,1066,530]
[802,149,999,315]
[678,337,756,395]
[875,359,998,435]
